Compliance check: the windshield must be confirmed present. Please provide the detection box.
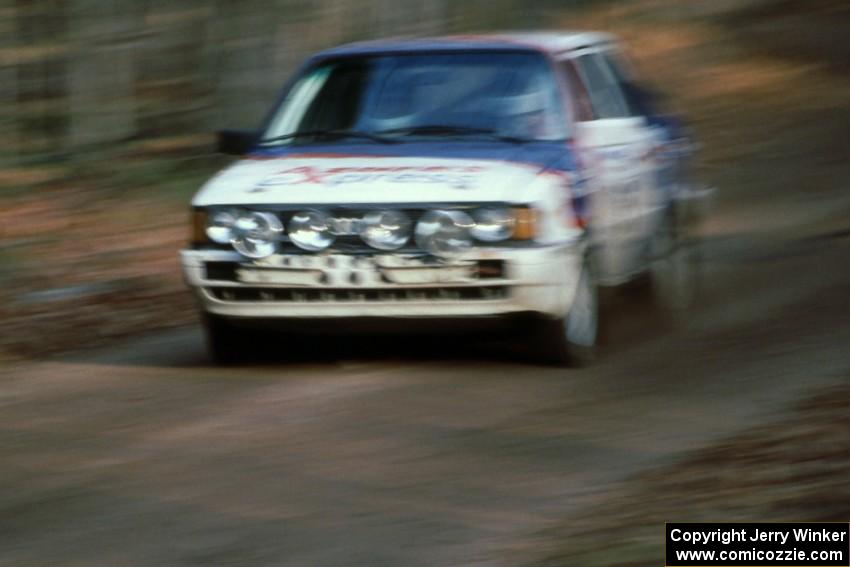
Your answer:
[262,52,569,144]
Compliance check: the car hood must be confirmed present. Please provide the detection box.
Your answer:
[192,144,568,207]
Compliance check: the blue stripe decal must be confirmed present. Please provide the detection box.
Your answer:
[248,140,576,172]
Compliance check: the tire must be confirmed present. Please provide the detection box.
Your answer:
[202,313,250,365]
[648,211,700,326]
[535,259,599,367]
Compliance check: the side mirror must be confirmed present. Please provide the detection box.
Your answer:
[217,129,259,155]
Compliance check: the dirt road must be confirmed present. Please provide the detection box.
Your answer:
[2,198,849,566]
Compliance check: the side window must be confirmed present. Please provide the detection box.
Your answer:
[558,59,593,122]
[573,53,630,119]
[600,51,646,117]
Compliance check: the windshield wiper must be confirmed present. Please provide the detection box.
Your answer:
[377,124,530,144]
[257,129,398,145]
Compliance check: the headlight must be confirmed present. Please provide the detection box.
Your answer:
[415,210,474,257]
[206,209,240,244]
[360,210,412,251]
[288,209,335,251]
[471,207,515,242]
[230,211,283,258]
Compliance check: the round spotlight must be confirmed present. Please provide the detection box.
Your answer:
[415,210,474,257]
[231,211,283,258]
[288,209,335,251]
[360,210,412,251]
[472,207,515,242]
[206,209,239,244]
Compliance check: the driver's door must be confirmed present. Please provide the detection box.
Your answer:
[560,49,661,285]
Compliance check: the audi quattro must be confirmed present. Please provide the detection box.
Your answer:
[182,32,703,364]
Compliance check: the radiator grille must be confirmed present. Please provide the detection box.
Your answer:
[206,286,508,303]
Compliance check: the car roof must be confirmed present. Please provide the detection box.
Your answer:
[312,31,618,59]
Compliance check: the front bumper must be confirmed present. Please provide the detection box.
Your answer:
[181,244,584,320]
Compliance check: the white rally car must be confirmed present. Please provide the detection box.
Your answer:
[182,32,706,365]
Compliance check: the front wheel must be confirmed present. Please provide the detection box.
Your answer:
[535,260,599,367]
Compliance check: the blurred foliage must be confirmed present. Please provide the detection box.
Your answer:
[0,0,619,171]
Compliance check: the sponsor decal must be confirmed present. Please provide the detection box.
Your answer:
[250,164,486,192]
